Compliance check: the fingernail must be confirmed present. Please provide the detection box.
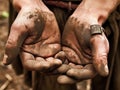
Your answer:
[99,64,109,76]
[2,54,8,65]
[104,65,109,75]
[55,59,62,65]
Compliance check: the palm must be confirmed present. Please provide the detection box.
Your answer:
[3,6,62,71]
[62,16,109,77]
[19,7,62,71]
[21,8,61,58]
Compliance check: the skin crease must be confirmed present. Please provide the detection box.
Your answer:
[3,0,120,85]
[3,0,63,71]
[58,0,120,84]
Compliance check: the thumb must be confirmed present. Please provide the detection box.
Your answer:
[90,33,109,76]
[3,23,27,65]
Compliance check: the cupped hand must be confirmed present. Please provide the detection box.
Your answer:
[57,8,109,84]
[3,2,62,72]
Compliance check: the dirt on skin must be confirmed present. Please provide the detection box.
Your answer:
[0,0,31,90]
[0,1,91,90]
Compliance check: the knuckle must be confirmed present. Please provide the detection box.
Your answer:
[69,15,78,22]
[11,22,26,34]
[6,38,18,49]
[11,22,21,31]
[65,16,78,28]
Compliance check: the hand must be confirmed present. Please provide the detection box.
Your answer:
[3,1,62,72]
[57,5,109,84]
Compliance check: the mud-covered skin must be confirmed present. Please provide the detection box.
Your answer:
[3,4,63,72]
[22,9,61,57]
[4,0,119,85]
[62,16,109,66]
[57,4,110,83]
[58,0,120,84]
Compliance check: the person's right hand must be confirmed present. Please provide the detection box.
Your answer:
[3,1,62,72]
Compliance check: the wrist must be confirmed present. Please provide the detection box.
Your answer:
[74,0,120,25]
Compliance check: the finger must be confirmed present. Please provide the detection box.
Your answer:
[57,75,77,84]
[20,51,62,71]
[52,64,71,74]
[20,51,49,71]
[3,22,27,65]
[53,63,83,74]
[55,51,66,63]
[67,64,97,80]
[69,63,83,69]
[90,33,109,76]
[45,57,62,71]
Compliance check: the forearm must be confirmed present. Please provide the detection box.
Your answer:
[82,0,120,13]
[74,0,120,24]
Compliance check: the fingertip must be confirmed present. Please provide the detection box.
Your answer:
[55,51,66,62]
[57,75,76,84]
[93,55,109,76]
[100,65,109,76]
[46,57,62,66]
[104,65,109,76]
[56,64,70,74]
[2,54,11,65]
[66,69,75,76]
[54,59,62,65]
[94,63,109,76]
[67,67,97,80]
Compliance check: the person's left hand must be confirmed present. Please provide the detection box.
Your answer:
[57,4,109,84]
